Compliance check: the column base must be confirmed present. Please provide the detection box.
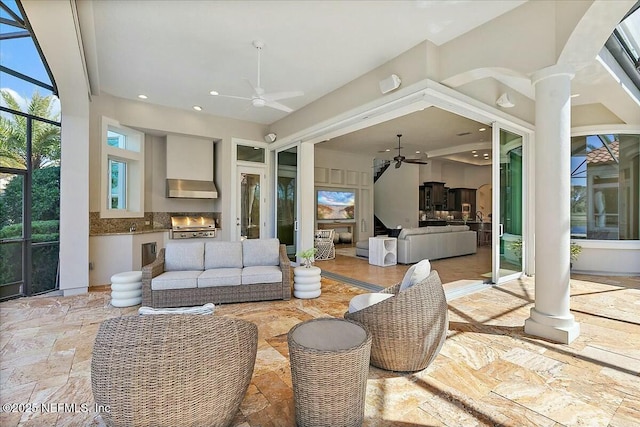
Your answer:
[524,308,580,344]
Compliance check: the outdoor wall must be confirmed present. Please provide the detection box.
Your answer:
[88,94,267,241]
[571,241,640,276]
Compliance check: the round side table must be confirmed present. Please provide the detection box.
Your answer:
[288,318,372,427]
[293,266,321,299]
[110,271,142,307]
[287,318,371,427]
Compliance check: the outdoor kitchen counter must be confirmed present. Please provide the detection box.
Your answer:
[90,228,171,236]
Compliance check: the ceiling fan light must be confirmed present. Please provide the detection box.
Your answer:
[252,98,266,108]
[209,90,219,96]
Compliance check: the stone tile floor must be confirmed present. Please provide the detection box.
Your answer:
[0,270,638,426]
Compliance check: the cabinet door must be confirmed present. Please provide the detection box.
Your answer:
[432,183,445,205]
[447,189,456,210]
[419,186,425,210]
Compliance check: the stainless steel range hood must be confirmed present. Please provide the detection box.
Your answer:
[166,179,218,199]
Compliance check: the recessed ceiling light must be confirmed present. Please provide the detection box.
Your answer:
[570,94,580,98]
[472,150,477,154]
[137,94,148,99]
[253,147,260,150]
[193,105,202,111]
[473,154,479,157]
[415,151,420,154]
[209,90,219,96]
[479,127,486,131]
[385,149,390,152]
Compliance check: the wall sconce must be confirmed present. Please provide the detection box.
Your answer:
[264,133,277,143]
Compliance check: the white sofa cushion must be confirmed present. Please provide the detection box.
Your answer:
[204,241,243,269]
[400,259,431,292]
[242,238,280,267]
[348,293,394,313]
[151,271,201,290]
[241,265,282,285]
[165,241,205,271]
[198,268,242,287]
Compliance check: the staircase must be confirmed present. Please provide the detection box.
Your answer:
[373,160,391,183]
[373,215,388,236]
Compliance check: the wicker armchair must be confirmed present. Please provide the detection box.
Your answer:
[314,229,335,260]
[91,315,258,427]
[345,270,448,372]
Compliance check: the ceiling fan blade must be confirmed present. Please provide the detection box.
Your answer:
[404,159,429,165]
[243,78,262,96]
[262,91,304,102]
[265,100,293,113]
[214,93,253,101]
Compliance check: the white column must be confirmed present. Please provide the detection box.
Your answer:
[298,142,316,261]
[524,64,580,344]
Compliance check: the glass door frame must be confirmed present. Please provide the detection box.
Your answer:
[492,122,528,284]
[274,143,300,260]
[236,165,266,240]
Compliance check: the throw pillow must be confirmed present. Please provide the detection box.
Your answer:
[399,259,431,292]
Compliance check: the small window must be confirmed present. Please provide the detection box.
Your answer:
[100,117,144,218]
[237,144,265,163]
[109,159,127,209]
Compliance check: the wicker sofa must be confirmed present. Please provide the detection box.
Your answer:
[142,238,291,308]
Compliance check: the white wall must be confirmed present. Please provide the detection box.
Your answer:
[314,147,375,241]
[374,164,419,229]
[89,94,268,240]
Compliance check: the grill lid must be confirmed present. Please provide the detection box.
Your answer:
[171,216,216,231]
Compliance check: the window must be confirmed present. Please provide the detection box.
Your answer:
[237,144,265,163]
[571,133,639,240]
[100,117,144,218]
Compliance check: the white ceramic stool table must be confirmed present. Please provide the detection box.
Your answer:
[293,266,321,299]
[110,271,142,307]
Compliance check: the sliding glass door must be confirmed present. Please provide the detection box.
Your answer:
[275,145,299,260]
[492,125,525,284]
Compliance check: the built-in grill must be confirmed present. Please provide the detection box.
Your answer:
[170,216,216,239]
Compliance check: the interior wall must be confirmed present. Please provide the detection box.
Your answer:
[314,146,375,241]
[374,164,419,229]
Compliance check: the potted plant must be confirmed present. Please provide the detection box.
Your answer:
[570,242,582,268]
[296,247,317,268]
[508,239,582,267]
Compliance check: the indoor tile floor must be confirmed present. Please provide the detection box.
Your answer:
[0,256,638,426]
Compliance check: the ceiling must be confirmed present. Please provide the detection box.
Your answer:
[319,107,493,166]
[76,1,636,165]
[78,0,524,125]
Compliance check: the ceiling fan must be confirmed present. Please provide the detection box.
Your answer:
[212,40,303,113]
[391,134,428,168]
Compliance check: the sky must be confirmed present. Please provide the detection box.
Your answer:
[0,0,60,115]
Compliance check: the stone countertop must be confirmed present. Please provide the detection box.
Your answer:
[89,228,171,236]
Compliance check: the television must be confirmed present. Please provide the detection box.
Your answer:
[316,189,356,220]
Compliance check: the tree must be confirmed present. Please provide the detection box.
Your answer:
[0,166,60,228]
[0,90,61,169]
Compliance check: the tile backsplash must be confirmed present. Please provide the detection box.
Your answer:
[90,211,222,235]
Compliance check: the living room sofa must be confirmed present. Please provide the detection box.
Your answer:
[141,238,291,308]
[396,225,477,264]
